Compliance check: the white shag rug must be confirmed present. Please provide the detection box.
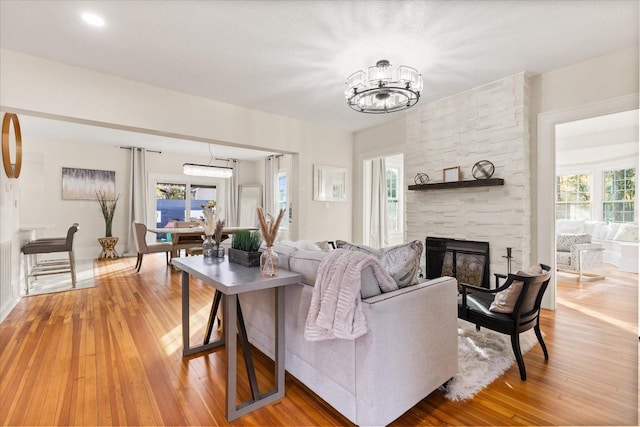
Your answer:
[24,259,96,296]
[443,319,540,401]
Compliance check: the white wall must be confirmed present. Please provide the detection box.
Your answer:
[532,46,639,307]
[0,49,353,319]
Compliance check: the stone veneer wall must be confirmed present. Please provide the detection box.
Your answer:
[405,72,532,279]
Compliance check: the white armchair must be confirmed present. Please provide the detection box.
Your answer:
[556,233,604,280]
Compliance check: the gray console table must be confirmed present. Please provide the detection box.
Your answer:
[171,256,302,421]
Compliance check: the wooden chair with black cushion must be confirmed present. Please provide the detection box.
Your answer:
[21,223,79,295]
[132,222,172,272]
[457,263,552,380]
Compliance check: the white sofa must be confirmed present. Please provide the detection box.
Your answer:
[556,220,639,273]
[239,242,459,426]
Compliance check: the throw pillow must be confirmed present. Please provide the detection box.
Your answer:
[613,223,639,242]
[335,240,382,257]
[489,264,543,313]
[315,240,333,252]
[335,240,423,289]
[592,223,609,240]
[489,280,523,314]
[379,240,423,288]
[605,223,621,240]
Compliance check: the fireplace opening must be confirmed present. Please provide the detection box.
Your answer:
[425,237,490,288]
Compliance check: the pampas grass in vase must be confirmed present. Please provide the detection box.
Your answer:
[257,207,285,276]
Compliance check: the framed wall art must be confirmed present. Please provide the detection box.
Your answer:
[62,167,116,200]
[443,166,460,182]
[314,164,347,201]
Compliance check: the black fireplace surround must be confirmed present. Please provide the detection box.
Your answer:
[425,237,490,288]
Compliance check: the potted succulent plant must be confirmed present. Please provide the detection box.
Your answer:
[228,230,262,267]
[96,190,120,260]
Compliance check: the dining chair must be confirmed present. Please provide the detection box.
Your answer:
[132,222,173,272]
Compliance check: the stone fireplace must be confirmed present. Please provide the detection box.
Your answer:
[404,72,532,277]
[425,237,490,288]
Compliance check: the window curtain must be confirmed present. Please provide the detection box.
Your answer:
[225,160,238,226]
[126,147,147,254]
[264,155,279,216]
[368,157,388,248]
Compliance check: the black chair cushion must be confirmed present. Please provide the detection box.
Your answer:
[457,292,513,323]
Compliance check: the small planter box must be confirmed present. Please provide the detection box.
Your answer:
[228,248,261,267]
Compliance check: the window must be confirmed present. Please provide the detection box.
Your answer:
[277,171,289,229]
[386,167,400,232]
[603,168,635,223]
[155,182,216,241]
[556,173,591,220]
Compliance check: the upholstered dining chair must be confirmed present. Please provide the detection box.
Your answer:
[457,263,552,380]
[21,223,79,295]
[132,222,172,272]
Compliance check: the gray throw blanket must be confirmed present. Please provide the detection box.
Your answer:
[304,249,397,341]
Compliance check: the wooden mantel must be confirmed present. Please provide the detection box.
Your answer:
[408,178,504,191]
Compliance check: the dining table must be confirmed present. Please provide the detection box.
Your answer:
[148,226,258,257]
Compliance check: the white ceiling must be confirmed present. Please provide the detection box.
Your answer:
[0,0,638,157]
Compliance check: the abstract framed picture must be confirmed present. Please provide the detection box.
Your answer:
[62,167,115,200]
[314,164,347,201]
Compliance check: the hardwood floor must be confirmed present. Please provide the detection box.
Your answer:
[1,256,637,426]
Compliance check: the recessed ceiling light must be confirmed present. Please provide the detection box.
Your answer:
[81,12,105,27]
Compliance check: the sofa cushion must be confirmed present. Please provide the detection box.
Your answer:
[557,219,585,234]
[289,250,327,285]
[290,250,384,298]
[272,242,300,270]
[556,233,591,252]
[613,223,639,242]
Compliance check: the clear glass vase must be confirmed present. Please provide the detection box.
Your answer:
[260,246,279,277]
[202,235,214,258]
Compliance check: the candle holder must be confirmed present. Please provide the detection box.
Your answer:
[502,247,513,274]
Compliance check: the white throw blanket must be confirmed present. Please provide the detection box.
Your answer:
[304,249,397,341]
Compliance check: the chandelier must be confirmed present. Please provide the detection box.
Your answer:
[183,163,233,178]
[344,59,423,114]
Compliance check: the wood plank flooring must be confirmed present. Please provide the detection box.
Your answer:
[1,256,637,426]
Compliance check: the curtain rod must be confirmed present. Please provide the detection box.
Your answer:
[119,146,162,154]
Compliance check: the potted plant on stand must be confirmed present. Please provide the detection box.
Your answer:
[96,190,120,260]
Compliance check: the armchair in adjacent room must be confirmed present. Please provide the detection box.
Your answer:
[556,233,604,280]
